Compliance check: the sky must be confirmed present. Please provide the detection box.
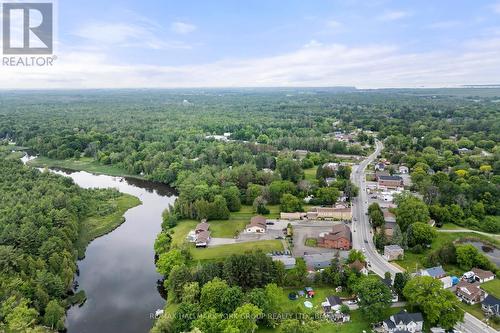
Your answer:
[1,0,500,89]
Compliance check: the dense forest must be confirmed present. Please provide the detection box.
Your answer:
[0,158,135,332]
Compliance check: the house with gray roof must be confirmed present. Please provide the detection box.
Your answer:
[482,295,500,317]
[420,266,447,279]
[382,310,424,333]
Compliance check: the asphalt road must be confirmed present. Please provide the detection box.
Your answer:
[351,140,400,277]
[350,140,498,333]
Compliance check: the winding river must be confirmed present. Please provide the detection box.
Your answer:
[22,155,177,332]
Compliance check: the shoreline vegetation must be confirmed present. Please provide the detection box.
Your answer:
[76,193,142,259]
[28,156,146,180]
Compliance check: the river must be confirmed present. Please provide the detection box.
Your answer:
[21,155,177,332]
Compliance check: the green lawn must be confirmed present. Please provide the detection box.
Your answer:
[395,232,500,274]
[76,194,141,258]
[170,205,281,246]
[28,156,143,179]
[304,167,317,182]
[191,240,284,261]
[482,279,500,298]
[305,238,318,247]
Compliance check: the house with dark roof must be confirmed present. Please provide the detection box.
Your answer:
[245,216,267,233]
[321,295,350,323]
[384,245,404,261]
[382,310,424,333]
[381,276,399,302]
[482,295,500,317]
[317,223,351,250]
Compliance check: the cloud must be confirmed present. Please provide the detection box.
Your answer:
[171,21,197,34]
[377,10,411,21]
[74,20,192,50]
[2,37,500,89]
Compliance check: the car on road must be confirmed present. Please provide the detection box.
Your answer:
[362,247,366,253]
[275,236,284,240]
[266,221,274,225]
[364,240,368,244]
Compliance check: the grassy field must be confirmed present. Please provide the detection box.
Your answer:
[76,194,141,258]
[304,167,317,182]
[395,232,499,274]
[191,240,283,261]
[305,238,318,247]
[170,205,281,246]
[482,279,500,298]
[28,156,143,179]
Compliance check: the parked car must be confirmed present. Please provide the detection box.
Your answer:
[275,236,284,240]
[266,221,275,225]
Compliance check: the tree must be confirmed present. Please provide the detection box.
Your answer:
[210,195,230,220]
[173,302,199,333]
[200,277,230,312]
[406,222,436,248]
[253,196,270,215]
[280,193,303,212]
[278,318,320,333]
[403,276,464,329]
[395,194,430,231]
[156,249,185,276]
[192,309,224,333]
[246,184,263,205]
[43,300,65,330]
[276,158,303,183]
[347,249,365,263]
[182,282,200,304]
[222,186,242,212]
[315,187,339,205]
[393,272,410,296]
[456,244,494,271]
[391,224,404,247]
[225,303,262,333]
[354,276,392,323]
[269,181,296,204]
[166,265,192,303]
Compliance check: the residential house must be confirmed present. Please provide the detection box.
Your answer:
[375,162,386,171]
[272,255,296,269]
[323,162,339,172]
[377,175,404,190]
[420,266,447,279]
[245,216,267,233]
[195,220,210,234]
[482,295,500,317]
[382,209,397,237]
[472,268,495,283]
[398,165,409,174]
[322,296,350,323]
[348,259,368,275]
[382,310,424,333]
[456,281,487,305]
[195,230,211,247]
[307,205,352,220]
[384,245,404,261]
[317,224,351,250]
[440,276,453,289]
[325,177,336,186]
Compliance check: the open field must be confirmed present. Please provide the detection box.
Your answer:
[304,167,317,182]
[482,279,500,298]
[28,156,143,179]
[170,205,281,246]
[191,240,284,261]
[76,194,141,258]
[395,232,499,274]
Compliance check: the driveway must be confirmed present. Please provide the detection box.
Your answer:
[292,222,340,257]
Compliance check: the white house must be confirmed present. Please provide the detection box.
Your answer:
[472,268,495,283]
[383,311,424,333]
[398,165,409,174]
[245,216,267,233]
[440,276,453,289]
